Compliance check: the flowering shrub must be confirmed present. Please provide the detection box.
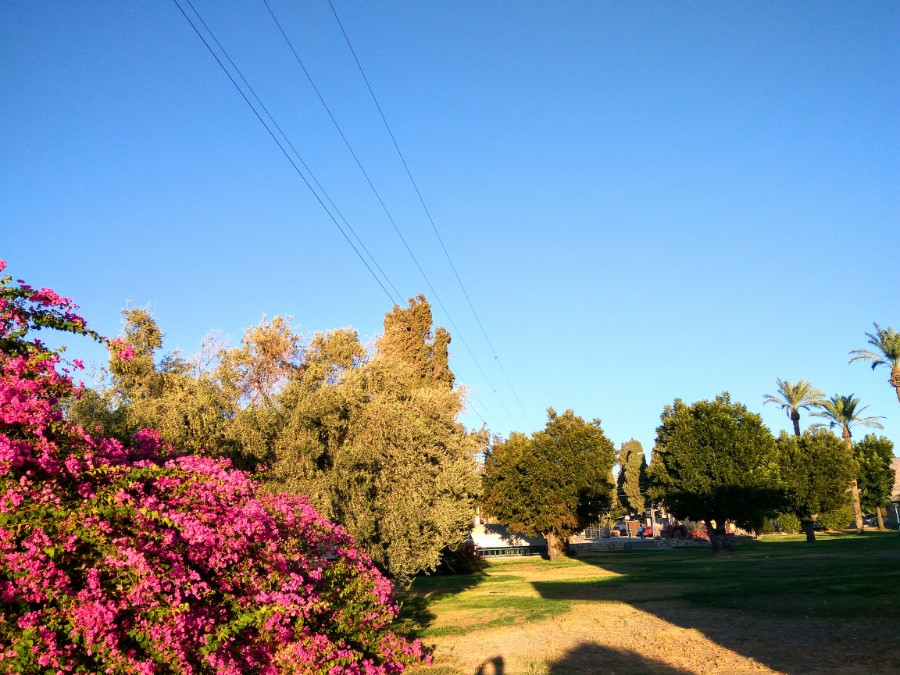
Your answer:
[0,262,426,673]
[685,522,709,541]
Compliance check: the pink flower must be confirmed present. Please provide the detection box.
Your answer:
[0,269,427,674]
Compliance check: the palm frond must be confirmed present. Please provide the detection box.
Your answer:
[764,378,824,411]
[850,323,900,368]
[810,393,884,432]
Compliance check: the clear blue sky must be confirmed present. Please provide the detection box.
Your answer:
[2,1,898,455]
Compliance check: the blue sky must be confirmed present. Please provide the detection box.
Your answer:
[2,1,898,455]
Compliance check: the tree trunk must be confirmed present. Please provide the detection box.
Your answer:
[891,366,900,404]
[850,478,864,534]
[705,519,735,553]
[802,519,816,543]
[544,532,567,559]
[791,409,801,437]
[876,506,886,531]
[843,428,864,534]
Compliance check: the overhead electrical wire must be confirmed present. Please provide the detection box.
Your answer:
[259,0,526,431]
[171,0,399,305]
[177,0,402,306]
[172,0,496,432]
[326,0,533,428]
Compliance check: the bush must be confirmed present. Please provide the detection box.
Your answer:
[685,522,709,541]
[775,512,802,534]
[0,263,427,673]
[819,504,855,532]
[757,518,776,535]
[432,540,484,576]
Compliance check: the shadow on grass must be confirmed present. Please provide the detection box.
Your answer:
[396,567,488,637]
[534,533,900,674]
[547,642,691,674]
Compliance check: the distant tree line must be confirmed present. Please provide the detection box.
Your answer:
[482,323,898,554]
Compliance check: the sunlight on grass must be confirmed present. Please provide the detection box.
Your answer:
[403,533,900,674]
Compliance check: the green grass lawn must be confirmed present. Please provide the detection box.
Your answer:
[399,532,900,674]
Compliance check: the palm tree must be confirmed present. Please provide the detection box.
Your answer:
[811,394,885,534]
[763,379,824,437]
[849,323,900,404]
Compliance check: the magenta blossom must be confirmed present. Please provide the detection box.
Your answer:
[0,264,427,674]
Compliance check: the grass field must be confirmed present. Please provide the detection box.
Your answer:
[398,532,900,674]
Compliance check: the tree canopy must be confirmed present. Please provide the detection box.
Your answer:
[854,434,896,529]
[481,408,615,557]
[763,378,824,437]
[649,392,781,551]
[810,393,884,533]
[67,296,483,584]
[775,428,857,542]
[617,439,648,515]
[849,323,900,404]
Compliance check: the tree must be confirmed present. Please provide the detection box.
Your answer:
[482,408,615,558]
[617,439,648,515]
[269,349,483,583]
[68,296,483,584]
[649,393,781,552]
[263,300,482,584]
[811,394,884,533]
[68,308,241,468]
[377,294,454,388]
[763,378,824,436]
[775,428,858,542]
[849,323,900,404]
[0,263,426,673]
[855,434,896,530]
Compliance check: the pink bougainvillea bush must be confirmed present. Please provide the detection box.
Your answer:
[0,262,426,673]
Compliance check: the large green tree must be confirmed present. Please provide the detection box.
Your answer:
[811,394,884,534]
[763,378,824,437]
[68,296,483,584]
[854,434,896,530]
[649,393,781,552]
[268,334,483,583]
[849,323,900,404]
[617,439,648,515]
[482,409,616,558]
[775,428,857,542]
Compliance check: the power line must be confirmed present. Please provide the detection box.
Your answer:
[260,0,526,431]
[178,0,402,306]
[325,0,533,427]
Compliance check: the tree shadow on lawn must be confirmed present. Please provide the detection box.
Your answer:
[547,642,691,675]
[534,534,900,674]
[396,568,488,637]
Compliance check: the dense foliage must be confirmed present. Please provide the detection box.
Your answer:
[649,393,781,551]
[482,408,615,557]
[854,434,896,529]
[775,428,857,541]
[68,297,482,584]
[0,263,426,673]
[810,393,884,534]
[617,439,648,515]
